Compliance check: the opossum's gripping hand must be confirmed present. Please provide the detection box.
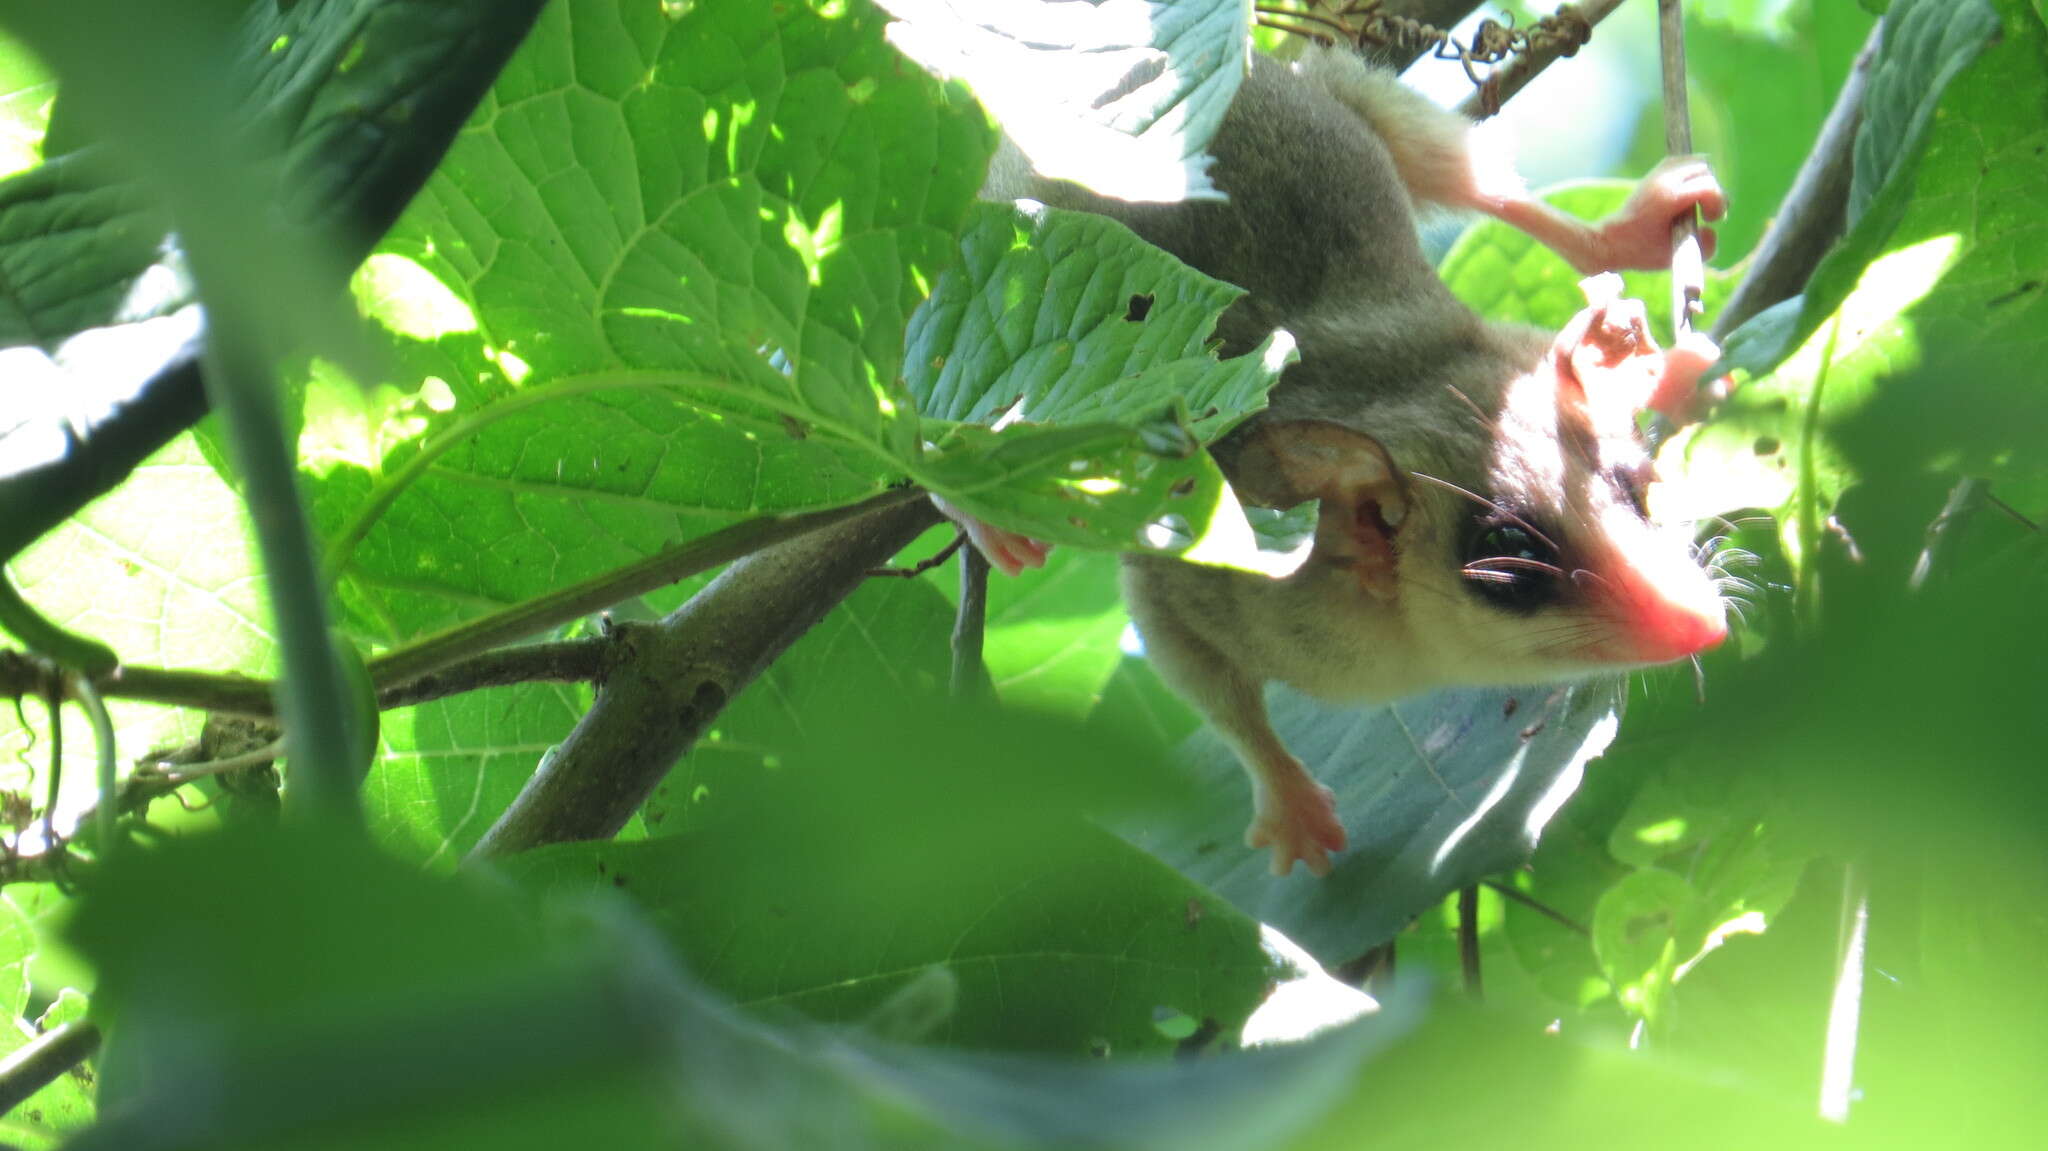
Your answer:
[1580,156,1727,275]
[1552,274,1729,426]
[1484,156,1726,278]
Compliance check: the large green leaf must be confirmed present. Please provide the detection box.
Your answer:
[500,821,1271,1057]
[319,0,993,645]
[907,200,1287,555]
[580,578,1274,1055]
[61,818,1415,1150]
[0,32,50,181]
[1126,679,1625,968]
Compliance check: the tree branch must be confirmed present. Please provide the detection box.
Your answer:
[1713,21,1882,339]
[21,490,934,718]
[0,1021,100,1116]
[368,486,928,692]
[465,497,942,859]
[1454,0,1626,119]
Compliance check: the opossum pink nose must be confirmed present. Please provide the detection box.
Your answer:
[1631,595,1727,663]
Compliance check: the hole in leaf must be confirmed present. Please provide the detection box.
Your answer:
[1151,1006,1198,1041]
[1124,293,1154,322]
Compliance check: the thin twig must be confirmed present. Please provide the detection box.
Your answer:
[1908,478,1985,591]
[1483,878,1591,936]
[1457,884,1483,1000]
[140,737,285,783]
[4,636,611,722]
[867,530,965,579]
[1985,492,2040,532]
[38,681,59,862]
[1658,0,1704,340]
[1712,21,1882,340]
[369,486,927,692]
[198,332,361,829]
[951,546,994,700]
[71,675,116,848]
[0,1021,101,1116]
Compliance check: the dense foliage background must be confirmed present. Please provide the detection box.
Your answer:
[0,0,2041,1146]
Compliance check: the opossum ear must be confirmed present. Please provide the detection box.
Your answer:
[1554,275,1730,425]
[1232,420,1407,601]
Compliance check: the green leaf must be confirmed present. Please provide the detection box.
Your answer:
[878,0,1247,201]
[61,810,1416,1150]
[0,32,51,181]
[500,820,1271,1056]
[4,434,270,829]
[1590,867,1689,1023]
[573,582,1273,1055]
[1287,995,1839,1149]
[907,200,1288,556]
[1087,653,1202,761]
[321,0,993,643]
[1126,680,1624,967]
[1715,0,2001,377]
[2,0,546,566]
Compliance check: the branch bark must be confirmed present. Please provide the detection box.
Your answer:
[0,1021,100,1116]
[465,496,941,859]
[1712,21,1882,339]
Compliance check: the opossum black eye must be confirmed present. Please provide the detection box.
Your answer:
[1462,522,1563,612]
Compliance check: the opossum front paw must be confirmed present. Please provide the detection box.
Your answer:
[930,495,1051,577]
[1246,778,1347,878]
[1589,157,1727,273]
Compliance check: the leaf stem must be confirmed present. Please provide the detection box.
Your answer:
[72,674,116,848]
[951,545,993,700]
[325,369,910,579]
[199,334,362,829]
[1794,314,1844,625]
[368,486,927,690]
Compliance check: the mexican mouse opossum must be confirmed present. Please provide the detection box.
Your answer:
[964,45,1732,877]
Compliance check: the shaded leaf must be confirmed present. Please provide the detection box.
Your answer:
[1126,679,1623,967]
[501,820,1271,1056]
